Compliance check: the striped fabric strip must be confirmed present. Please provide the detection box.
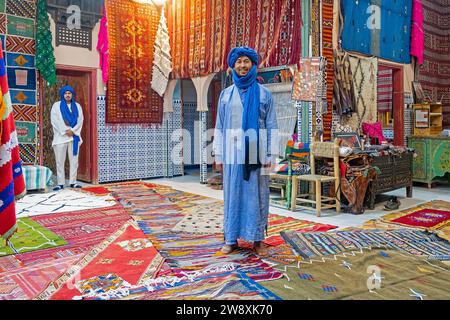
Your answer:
[22,165,52,190]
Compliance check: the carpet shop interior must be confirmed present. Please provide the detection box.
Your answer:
[1,0,450,302]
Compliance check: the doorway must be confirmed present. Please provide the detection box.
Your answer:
[40,66,98,183]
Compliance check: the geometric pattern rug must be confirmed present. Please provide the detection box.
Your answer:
[103,271,282,300]
[260,249,450,300]
[281,229,450,261]
[36,222,164,300]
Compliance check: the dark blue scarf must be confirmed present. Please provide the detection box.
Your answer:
[228,47,261,181]
[59,85,80,156]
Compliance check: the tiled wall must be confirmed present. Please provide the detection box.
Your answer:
[97,96,183,183]
[1,0,39,164]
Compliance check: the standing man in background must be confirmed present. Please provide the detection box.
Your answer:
[51,85,84,191]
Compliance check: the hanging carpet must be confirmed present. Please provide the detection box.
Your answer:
[105,0,163,124]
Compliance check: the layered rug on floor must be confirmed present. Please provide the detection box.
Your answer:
[260,249,450,300]
[281,229,450,261]
[36,222,164,300]
[0,205,131,300]
[0,218,67,257]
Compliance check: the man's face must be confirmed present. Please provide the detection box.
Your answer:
[234,56,253,77]
[64,91,73,103]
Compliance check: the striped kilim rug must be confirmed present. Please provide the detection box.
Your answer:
[281,229,450,261]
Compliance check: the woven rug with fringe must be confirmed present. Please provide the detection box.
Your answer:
[105,0,163,124]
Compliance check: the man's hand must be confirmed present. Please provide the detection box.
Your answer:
[66,129,74,137]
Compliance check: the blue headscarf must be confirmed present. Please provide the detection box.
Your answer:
[59,85,80,156]
[227,47,261,181]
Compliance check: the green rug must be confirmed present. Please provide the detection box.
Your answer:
[260,249,450,300]
[0,218,67,256]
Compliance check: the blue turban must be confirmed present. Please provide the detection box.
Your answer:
[227,46,259,68]
[59,85,80,157]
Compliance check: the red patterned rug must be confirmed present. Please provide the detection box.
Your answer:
[106,0,163,124]
[37,222,164,300]
[16,205,131,267]
[390,209,450,230]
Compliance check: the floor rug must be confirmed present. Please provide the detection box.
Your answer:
[15,189,117,217]
[15,205,131,267]
[265,214,338,246]
[80,186,112,196]
[0,254,83,300]
[36,222,164,300]
[260,249,450,300]
[281,229,450,260]
[381,201,450,231]
[144,230,283,282]
[0,218,67,257]
[112,271,281,300]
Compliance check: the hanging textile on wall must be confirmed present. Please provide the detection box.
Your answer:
[292,57,327,141]
[333,49,356,117]
[340,0,412,64]
[97,14,109,84]
[301,0,310,57]
[310,0,321,57]
[418,0,450,120]
[151,7,173,97]
[321,0,334,141]
[167,0,230,78]
[410,0,424,65]
[35,0,56,86]
[0,49,26,241]
[105,0,163,124]
[377,65,393,113]
[268,0,302,67]
[228,0,288,67]
[343,55,378,132]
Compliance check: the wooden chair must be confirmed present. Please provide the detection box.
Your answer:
[291,139,341,216]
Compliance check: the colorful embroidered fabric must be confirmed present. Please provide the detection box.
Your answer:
[0,48,26,242]
[105,0,163,124]
[292,58,322,102]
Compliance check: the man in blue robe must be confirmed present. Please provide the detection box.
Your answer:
[213,47,278,256]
